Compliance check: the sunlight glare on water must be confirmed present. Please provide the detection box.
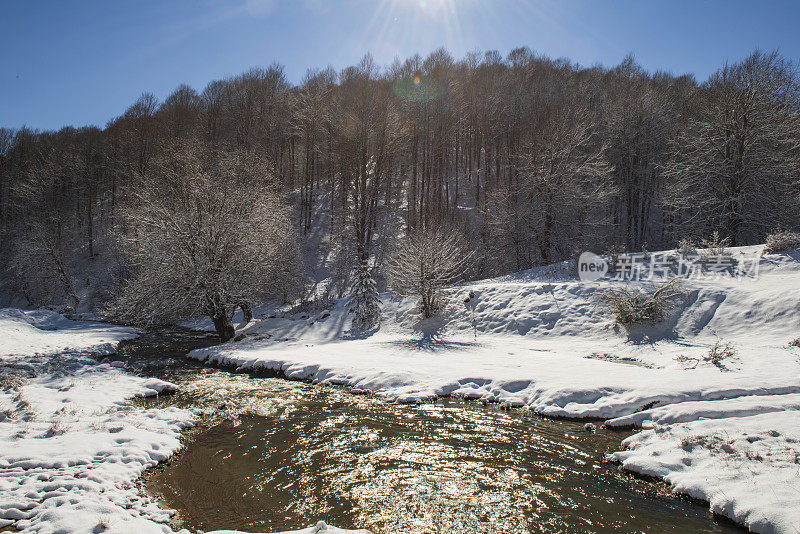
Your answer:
[124,331,742,534]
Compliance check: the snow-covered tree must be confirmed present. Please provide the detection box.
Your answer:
[109,142,299,340]
[387,227,473,318]
[663,50,800,245]
[348,260,381,330]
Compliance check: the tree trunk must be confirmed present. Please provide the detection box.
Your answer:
[239,301,253,324]
[212,311,235,342]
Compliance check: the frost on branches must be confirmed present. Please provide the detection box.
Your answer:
[387,227,473,318]
[108,143,299,341]
[348,260,381,330]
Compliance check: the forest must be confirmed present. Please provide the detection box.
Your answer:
[1,47,799,336]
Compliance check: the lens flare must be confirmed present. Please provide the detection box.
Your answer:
[393,74,443,103]
[358,0,476,58]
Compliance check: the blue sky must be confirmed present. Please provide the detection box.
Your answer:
[2,0,800,131]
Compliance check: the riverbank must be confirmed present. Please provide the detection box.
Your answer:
[189,245,800,533]
[0,309,191,533]
[0,309,373,534]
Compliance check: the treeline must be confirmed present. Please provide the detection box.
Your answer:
[1,47,799,315]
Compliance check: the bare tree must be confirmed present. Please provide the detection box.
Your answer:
[488,94,614,270]
[9,139,82,310]
[109,143,298,340]
[387,226,473,318]
[0,128,14,221]
[663,50,800,244]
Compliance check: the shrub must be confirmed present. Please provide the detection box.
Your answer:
[676,237,698,256]
[700,231,731,262]
[603,278,684,327]
[788,338,800,348]
[675,340,738,371]
[764,230,800,254]
[605,243,627,275]
[707,340,737,370]
[387,227,473,318]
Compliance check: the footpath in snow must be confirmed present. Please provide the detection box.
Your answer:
[189,245,800,534]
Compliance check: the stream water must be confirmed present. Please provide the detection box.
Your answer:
[120,330,742,534]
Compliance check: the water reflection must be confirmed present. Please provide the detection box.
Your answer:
[121,331,742,534]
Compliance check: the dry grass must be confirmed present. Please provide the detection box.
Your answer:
[764,230,800,254]
[96,515,113,530]
[676,339,738,371]
[0,372,28,390]
[603,278,685,327]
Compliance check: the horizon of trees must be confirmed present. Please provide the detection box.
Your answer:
[0,46,798,318]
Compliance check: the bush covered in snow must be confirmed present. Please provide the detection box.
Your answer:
[676,237,698,256]
[387,227,473,318]
[605,243,627,275]
[699,231,732,263]
[763,230,800,254]
[348,261,381,330]
[603,278,684,328]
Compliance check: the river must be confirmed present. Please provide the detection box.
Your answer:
[119,329,742,534]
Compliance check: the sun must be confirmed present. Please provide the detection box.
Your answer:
[357,0,478,57]
[413,0,450,13]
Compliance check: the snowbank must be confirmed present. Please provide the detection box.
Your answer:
[188,245,800,533]
[0,307,139,359]
[0,309,192,533]
[612,412,800,534]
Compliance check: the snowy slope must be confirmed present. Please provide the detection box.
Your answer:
[189,245,800,533]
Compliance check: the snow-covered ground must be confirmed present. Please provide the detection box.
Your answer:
[0,309,373,534]
[208,523,371,534]
[0,309,192,533]
[189,245,800,534]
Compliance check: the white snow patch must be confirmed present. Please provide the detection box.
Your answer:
[0,309,191,533]
[208,521,371,534]
[612,412,800,534]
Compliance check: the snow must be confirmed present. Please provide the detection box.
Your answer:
[0,309,370,534]
[612,413,800,534]
[0,307,139,360]
[188,245,800,533]
[208,522,371,534]
[0,309,192,533]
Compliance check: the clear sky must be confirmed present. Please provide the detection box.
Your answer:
[2,0,800,131]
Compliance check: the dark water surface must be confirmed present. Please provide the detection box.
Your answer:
[119,330,742,534]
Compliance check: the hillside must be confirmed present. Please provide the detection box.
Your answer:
[189,244,800,533]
